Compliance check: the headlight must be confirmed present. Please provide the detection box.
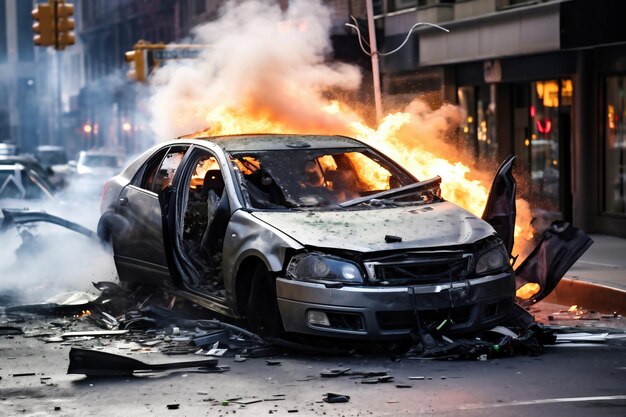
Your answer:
[475,244,509,275]
[287,253,364,284]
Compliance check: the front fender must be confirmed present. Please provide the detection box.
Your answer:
[223,210,304,312]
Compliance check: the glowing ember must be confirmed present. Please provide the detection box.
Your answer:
[568,305,579,312]
[516,283,540,300]
[74,310,92,319]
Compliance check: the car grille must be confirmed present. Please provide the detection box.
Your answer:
[364,251,473,286]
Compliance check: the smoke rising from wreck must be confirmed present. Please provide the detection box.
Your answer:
[150,0,362,139]
[148,0,534,258]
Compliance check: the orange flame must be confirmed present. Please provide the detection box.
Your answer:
[185,98,533,258]
[516,283,540,300]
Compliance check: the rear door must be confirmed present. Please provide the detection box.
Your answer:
[112,145,188,284]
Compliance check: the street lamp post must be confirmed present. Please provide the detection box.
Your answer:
[366,0,383,122]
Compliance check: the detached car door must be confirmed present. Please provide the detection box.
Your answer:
[112,145,188,284]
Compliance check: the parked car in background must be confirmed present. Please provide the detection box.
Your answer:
[35,145,68,168]
[75,150,122,178]
[99,134,517,340]
[34,145,71,190]
[0,143,19,156]
[0,155,64,190]
[0,163,55,200]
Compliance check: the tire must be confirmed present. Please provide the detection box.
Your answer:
[245,263,285,339]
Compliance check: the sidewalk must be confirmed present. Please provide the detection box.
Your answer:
[545,234,626,314]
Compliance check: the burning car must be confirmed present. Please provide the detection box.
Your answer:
[99,135,517,339]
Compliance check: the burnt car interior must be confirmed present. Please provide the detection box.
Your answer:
[230,148,425,209]
[180,150,231,297]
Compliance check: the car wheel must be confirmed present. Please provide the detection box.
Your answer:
[245,263,284,339]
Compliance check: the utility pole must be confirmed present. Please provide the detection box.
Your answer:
[366,0,383,122]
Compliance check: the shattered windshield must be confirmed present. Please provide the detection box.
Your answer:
[230,148,436,209]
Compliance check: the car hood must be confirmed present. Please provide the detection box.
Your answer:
[251,201,495,252]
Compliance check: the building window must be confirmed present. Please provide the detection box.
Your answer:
[17,0,34,62]
[605,76,626,215]
[0,0,7,63]
[195,0,206,15]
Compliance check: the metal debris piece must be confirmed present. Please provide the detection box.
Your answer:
[323,393,350,403]
[67,347,218,376]
[361,375,393,384]
[166,404,179,410]
[12,373,36,377]
[234,354,247,362]
[265,359,281,366]
[320,367,351,378]
[0,326,23,336]
[232,398,263,405]
[409,376,425,380]
[396,384,412,388]
[192,330,229,347]
[0,209,98,240]
[61,330,129,338]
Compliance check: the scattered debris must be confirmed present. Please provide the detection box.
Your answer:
[0,209,98,240]
[61,330,129,338]
[67,348,219,376]
[323,393,350,403]
[166,404,179,410]
[266,359,282,366]
[0,326,23,336]
[361,375,393,384]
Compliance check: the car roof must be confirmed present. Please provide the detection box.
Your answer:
[36,145,65,152]
[0,163,25,171]
[186,134,368,152]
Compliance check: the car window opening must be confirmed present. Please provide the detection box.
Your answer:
[181,153,229,298]
[230,149,425,210]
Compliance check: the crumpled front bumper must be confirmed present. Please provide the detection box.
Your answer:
[276,272,515,339]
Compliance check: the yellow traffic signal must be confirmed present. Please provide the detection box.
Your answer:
[55,1,75,50]
[124,50,147,82]
[32,2,55,47]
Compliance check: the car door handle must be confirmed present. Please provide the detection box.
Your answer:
[119,197,129,206]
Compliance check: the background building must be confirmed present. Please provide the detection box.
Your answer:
[376,0,626,238]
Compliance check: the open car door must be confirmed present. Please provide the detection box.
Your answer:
[158,146,233,314]
[482,155,516,255]
[515,221,593,305]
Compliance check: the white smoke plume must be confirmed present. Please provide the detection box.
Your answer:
[0,199,117,304]
[150,0,362,140]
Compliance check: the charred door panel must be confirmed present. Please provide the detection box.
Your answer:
[112,185,169,283]
[482,155,516,254]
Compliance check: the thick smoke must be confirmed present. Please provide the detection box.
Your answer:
[147,0,534,258]
[0,199,117,304]
[150,0,361,140]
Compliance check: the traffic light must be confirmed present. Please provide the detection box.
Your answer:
[124,49,147,82]
[55,1,75,50]
[32,1,75,50]
[32,2,55,47]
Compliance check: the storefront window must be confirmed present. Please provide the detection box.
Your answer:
[457,85,497,160]
[528,79,570,212]
[605,76,626,214]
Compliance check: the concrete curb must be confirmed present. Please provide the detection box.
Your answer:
[544,277,626,315]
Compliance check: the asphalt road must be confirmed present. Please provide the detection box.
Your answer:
[1,319,625,417]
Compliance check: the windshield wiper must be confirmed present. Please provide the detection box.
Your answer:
[339,176,441,208]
